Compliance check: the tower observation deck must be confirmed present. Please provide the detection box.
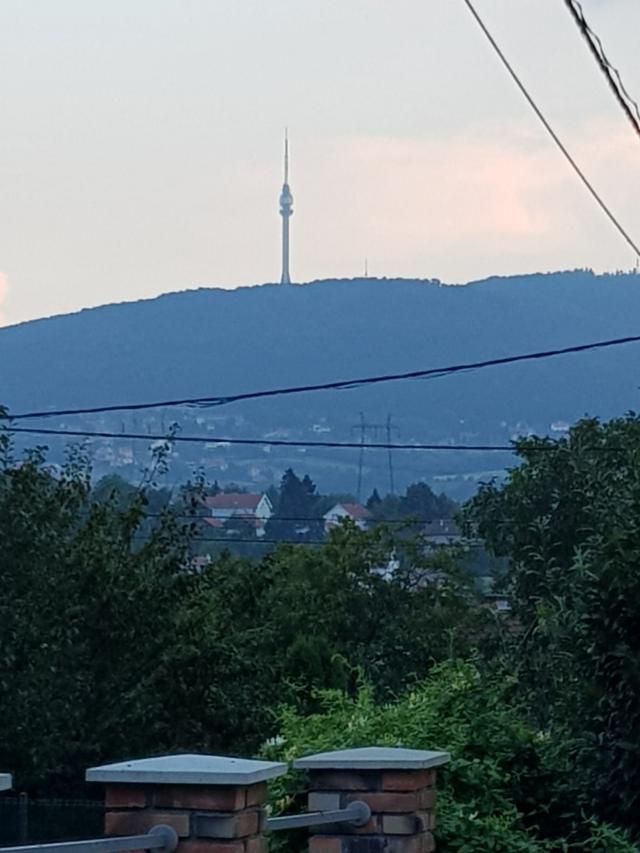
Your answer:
[279,131,293,284]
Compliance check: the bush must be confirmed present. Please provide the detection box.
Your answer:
[261,661,636,852]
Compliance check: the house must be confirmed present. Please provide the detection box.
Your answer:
[323,502,371,533]
[483,593,512,614]
[422,519,463,548]
[186,554,212,572]
[203,492,273,537]
[478,577,512,615]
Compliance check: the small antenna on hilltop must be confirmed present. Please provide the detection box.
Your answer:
[364,258,369,278]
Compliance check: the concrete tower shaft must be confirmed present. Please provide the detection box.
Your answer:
[279,131,293,284]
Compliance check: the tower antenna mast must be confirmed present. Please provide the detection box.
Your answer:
[284,127,289,183]
[279,130,294,284]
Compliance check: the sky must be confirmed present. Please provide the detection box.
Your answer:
[0,0,639,326]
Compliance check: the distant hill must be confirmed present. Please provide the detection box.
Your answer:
[2,271,639,499]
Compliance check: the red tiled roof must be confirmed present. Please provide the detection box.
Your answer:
[204,493,264,510]
[339,503,370,521]
[202,517,224,529]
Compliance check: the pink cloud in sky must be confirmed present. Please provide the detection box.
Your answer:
[0,273,8,325]
[297,120,639,281]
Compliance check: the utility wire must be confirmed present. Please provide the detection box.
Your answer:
[5,424,630,454]
[8,332,640,421]
[135,536,330,546]
[3,424,516,452]
[142,512,445,525]
[137,532,463,546]
[563,0,640,140]
[461,0,640,257]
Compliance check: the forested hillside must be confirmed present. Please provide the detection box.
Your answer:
[2,270,639,496]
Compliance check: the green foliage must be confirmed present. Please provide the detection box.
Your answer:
[5,417,640,850]
[0,436,190,789]
[581,820,637,853]
[368,481,457,525]
[0,436,479,792]
[263,662,548,852]
[366,488,382,510]
[266,468,324,542]
[464,415,640,833]
[257,524,484,698]
[0,436,279,789]
[262,662,638,853]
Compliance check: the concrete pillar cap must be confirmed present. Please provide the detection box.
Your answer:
[0,773,12,791]
[294,746,450,770]
[86,754,287,786]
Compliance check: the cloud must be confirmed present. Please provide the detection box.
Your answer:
[295,120,640,282]
[0,273,8,325]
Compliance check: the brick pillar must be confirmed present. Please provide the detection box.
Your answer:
[86,753,287,853]
[294,747,450,853]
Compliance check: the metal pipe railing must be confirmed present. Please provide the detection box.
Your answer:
[266,800,371,832]
[0,824,178,853]
[0,804,370,848]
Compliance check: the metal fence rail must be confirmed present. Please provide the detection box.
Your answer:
[0,825,178,853]
[0,804,369,852]
[266,800,371,832]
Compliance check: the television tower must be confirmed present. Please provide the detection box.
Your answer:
[279,130,294,284]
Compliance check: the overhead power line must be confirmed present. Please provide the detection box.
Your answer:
[135,535,329,547]
[143,512,443,525]
[4,424,632,455]
[563,0,640,140]
[3,424,515,452]
[8,332,640,422]
[460,0,640,258]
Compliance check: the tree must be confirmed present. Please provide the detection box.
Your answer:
[266,468,323,542]
[367,492,402,523]
[0,433,479,796]
[366,488,382,510]
[92,474,138,507]
[367,482,457,526]
[262,662,637,853]
[403,482,456,520]
[93,474,173,539]
[463,415,640,832]
[222,482,247,494]
[0,435,276,791]
[0,438,183,789]
[259,523,483,698]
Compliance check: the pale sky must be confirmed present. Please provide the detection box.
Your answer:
[1,0,639,326]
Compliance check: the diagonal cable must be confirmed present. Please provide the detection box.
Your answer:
[460,0,640,258]
[563,0,640,139]
[7,332,640,421]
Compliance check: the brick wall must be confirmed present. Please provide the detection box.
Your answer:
[306,769,438,853]
[104,783,268,853]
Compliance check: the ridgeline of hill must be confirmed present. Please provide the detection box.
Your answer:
[1,270,639,497]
